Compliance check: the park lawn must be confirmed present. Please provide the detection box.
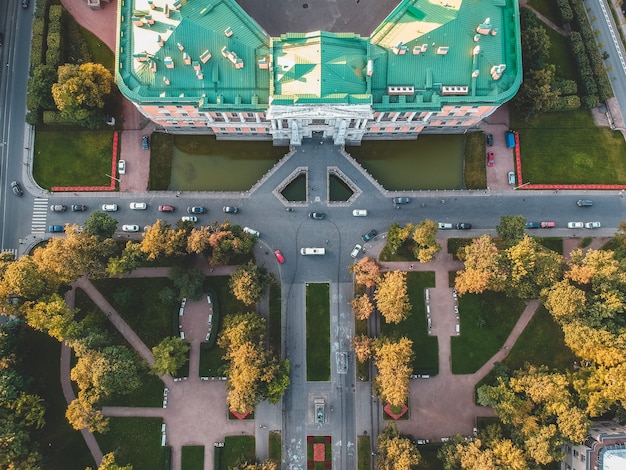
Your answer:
[181,445,205,470]
[148,133,174,190]
[545,25,578,82]
[447,237,473,260]
[536,237,563,255]
[512,109,626,185]
[306,283,331,381]
[464,131,487,189]
[418,445,445,470]
[357,435,371,470]
[16,327,95,470]
[91,277,178,349]
[379,241,416,262]
[79,26,115,71]
[504,305,576,371]
[220,436,255,470]
[268,431,281,463]
[95,418,166,470]
[33,130,115,190]
[527,0,563,28]
[451,292,526,374]
[269,282,282,356]
[380,272,438,375]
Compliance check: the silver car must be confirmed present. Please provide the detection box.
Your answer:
[102,204,118,212]
[350,244,362,258]
[122,225,140,232]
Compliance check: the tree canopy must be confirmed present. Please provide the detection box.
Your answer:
[151,337,190,376]
[376,422,421,470]
[230,261,273,306]
[372,337,413,407]
[375,271,411,324]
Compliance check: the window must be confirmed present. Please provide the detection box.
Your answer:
[580,455,585,462]
[573,450,579,457]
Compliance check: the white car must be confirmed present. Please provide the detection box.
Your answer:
[567,222,584,229]
[102,204,118,212]
[122,225,139,232]
[585,221,601,229]
[438,222,453,229]
[350,244,362,259]
[118,160,126,175]
[181,216,197,222]
[130,202,147,210]
[352,209,368,217]
[243,226,260,237]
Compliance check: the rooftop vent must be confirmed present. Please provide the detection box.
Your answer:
[441,86,468,96]
[387,86,414,96]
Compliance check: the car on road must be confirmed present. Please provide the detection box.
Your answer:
[223,206,238,214]
[102,204,118,212]
[142,135,149,150]
[438,222,453,229]
[362,230,378,242]
[585,221,601,229]
[350,244,362,258]
[22,0,29,8]
[392,197,411,204]
[48,225,64,233]
[0,33,3,47]
[309,212,325,220]
[118,160,126,175]
[130,202,147,210]
[486,133,494,146]
[487,152,494,167]
[456,223,472,230]
[507,171,516,185]
[540,221,555,228]
[122,225,140,232]
[577,199,593,207]
[243,227,260,237]
[352,209,368,217]
[181,216,197,222]
[187,206,206,214]
[568,222,584,229]
[158,205,175,212]
[274,249,285,264]
[525,222,541,229]
[11,181,23,197]
[50,204,67,212]
[71,204,87,211]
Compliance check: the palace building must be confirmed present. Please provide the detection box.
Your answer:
[115,0,522,145]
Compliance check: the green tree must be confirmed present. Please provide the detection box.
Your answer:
[375,271,411,324]
[521,26,551,72]
[496,215,527,247]
[28,64,57,109]
[385,223,415,256]
[87,452,133,470]
[376,422,421,470]
[151,337,190,376]
[0,256,49,302]
[169,265,204,300]
[207,221,256,266]
[230,261,273,306]
[83,212,118,241]
[9,392,46,430]
[513,65,560,121]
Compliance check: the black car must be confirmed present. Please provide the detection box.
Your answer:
[0,33,3,47]
[187,206,207,214]
[525,222,541,229]
[11,181,23,197]
[71,204,87,211]
[362,229,378,242]
[486,133,494,146]
[309,212,325,220]
[392,197,411,204]
[456,223,472,230]
[223,206,238,214]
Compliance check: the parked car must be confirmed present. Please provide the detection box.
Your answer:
[71,204,87,211]
[0,33,4,47]
[438,222,453,229]
[585,221,601,229]
[540,221,555,228]
[223,206,238,214]
[274,249,285,264]
[187,206,206,214]
[352,209,368,217]
[243,227,260,237]
[568,222,584,229]
[48,225,64,233]
[11,181,23,197]
[577,199,593,207]
[350,244,362,258]
[392,197,411,204]
[181,216,197,222]
[525,222,541,229]
[507,171,516,185]
[142,135,149,150]
[118,160,126,175]
[309,212,325,220]
[50,204,67,212]
[130,202,147,210]
[158,205,175,212]
[102,204,118,212]
[486,133,494,146]
[362,229,378,242]
[456,223,472,230]
[122,225,140,232]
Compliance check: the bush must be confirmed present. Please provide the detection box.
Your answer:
[581,95,600,108]
[42,110,76,125]
[554,79,578,95]
[553,95,581,111]
[557,0,573,23]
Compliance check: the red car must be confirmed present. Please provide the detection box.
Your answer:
[158,205,175,212]
[487,152,495,167]
[274,249,285,264]
[540,221,555,228]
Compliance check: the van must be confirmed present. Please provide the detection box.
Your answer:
[243,227,260,237]
[300,248,325,255]
[352,209,368,217]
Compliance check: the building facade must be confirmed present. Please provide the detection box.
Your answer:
[562,421,626,470]
[115,0,522,145]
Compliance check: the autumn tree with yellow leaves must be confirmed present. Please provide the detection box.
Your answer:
[375,271,411,324]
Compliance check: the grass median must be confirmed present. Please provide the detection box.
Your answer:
[306,283,331,381]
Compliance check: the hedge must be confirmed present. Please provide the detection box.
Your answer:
[553,95,581,111]
[42,111,75,125]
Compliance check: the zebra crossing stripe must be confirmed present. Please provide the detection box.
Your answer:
[31,198,49,233]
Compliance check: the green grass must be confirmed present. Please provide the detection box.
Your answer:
[418,445,445,470]
[95,418,166,470]
[379,240,417,262]
[536,237,563,254]
[181,445,205,470]
[220,436,255,469]
[357,435,371,470]
[149,133,175,190]
[464,132,487,189]
[269,283,282,356]
[306,283,331,381]
[511,109,626,185]
[80,26,115,71]
[16,327,95,470]
[451,292,526,374]
[545,25,578,82]
[33,130,116,189]
[268,431,281,463]
[380,272,438,375]
[447,238,473,260]
[527,0,563,27]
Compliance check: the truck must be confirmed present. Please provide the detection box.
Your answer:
[505,131,516,149]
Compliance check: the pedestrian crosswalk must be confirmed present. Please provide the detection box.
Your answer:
[31,198,49,234]
[0,249,18,259]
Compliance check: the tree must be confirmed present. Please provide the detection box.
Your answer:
[521,26,551,72]
[66,391,109,432]
[0,256,49,302]
[352,334,373,363]
[230,460,278,470]
[151,337,190,376]
[141,220,188,261]
[411,219,441,263]
[230,261,273,306]
[107,242,147,276]
[218,313,266,351]
[23,294,77,342]
[83,212,118,241]
[385,223,414,256]
[9,392,46,430]
[376,422,421,470]
[513,65,560,121]
[169,265,204,300]
[28,64,57,109]
[51,63,114,128]
[187,226,213,254]
[351,294,374,320]
[496,215,527,247]
[207,221,256,266]
[375,271,411,324]
[372,337,413,407]
[455,235,506,295]
[87,452,133,470]
[349,257,381,288]
[542,280,586,321]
